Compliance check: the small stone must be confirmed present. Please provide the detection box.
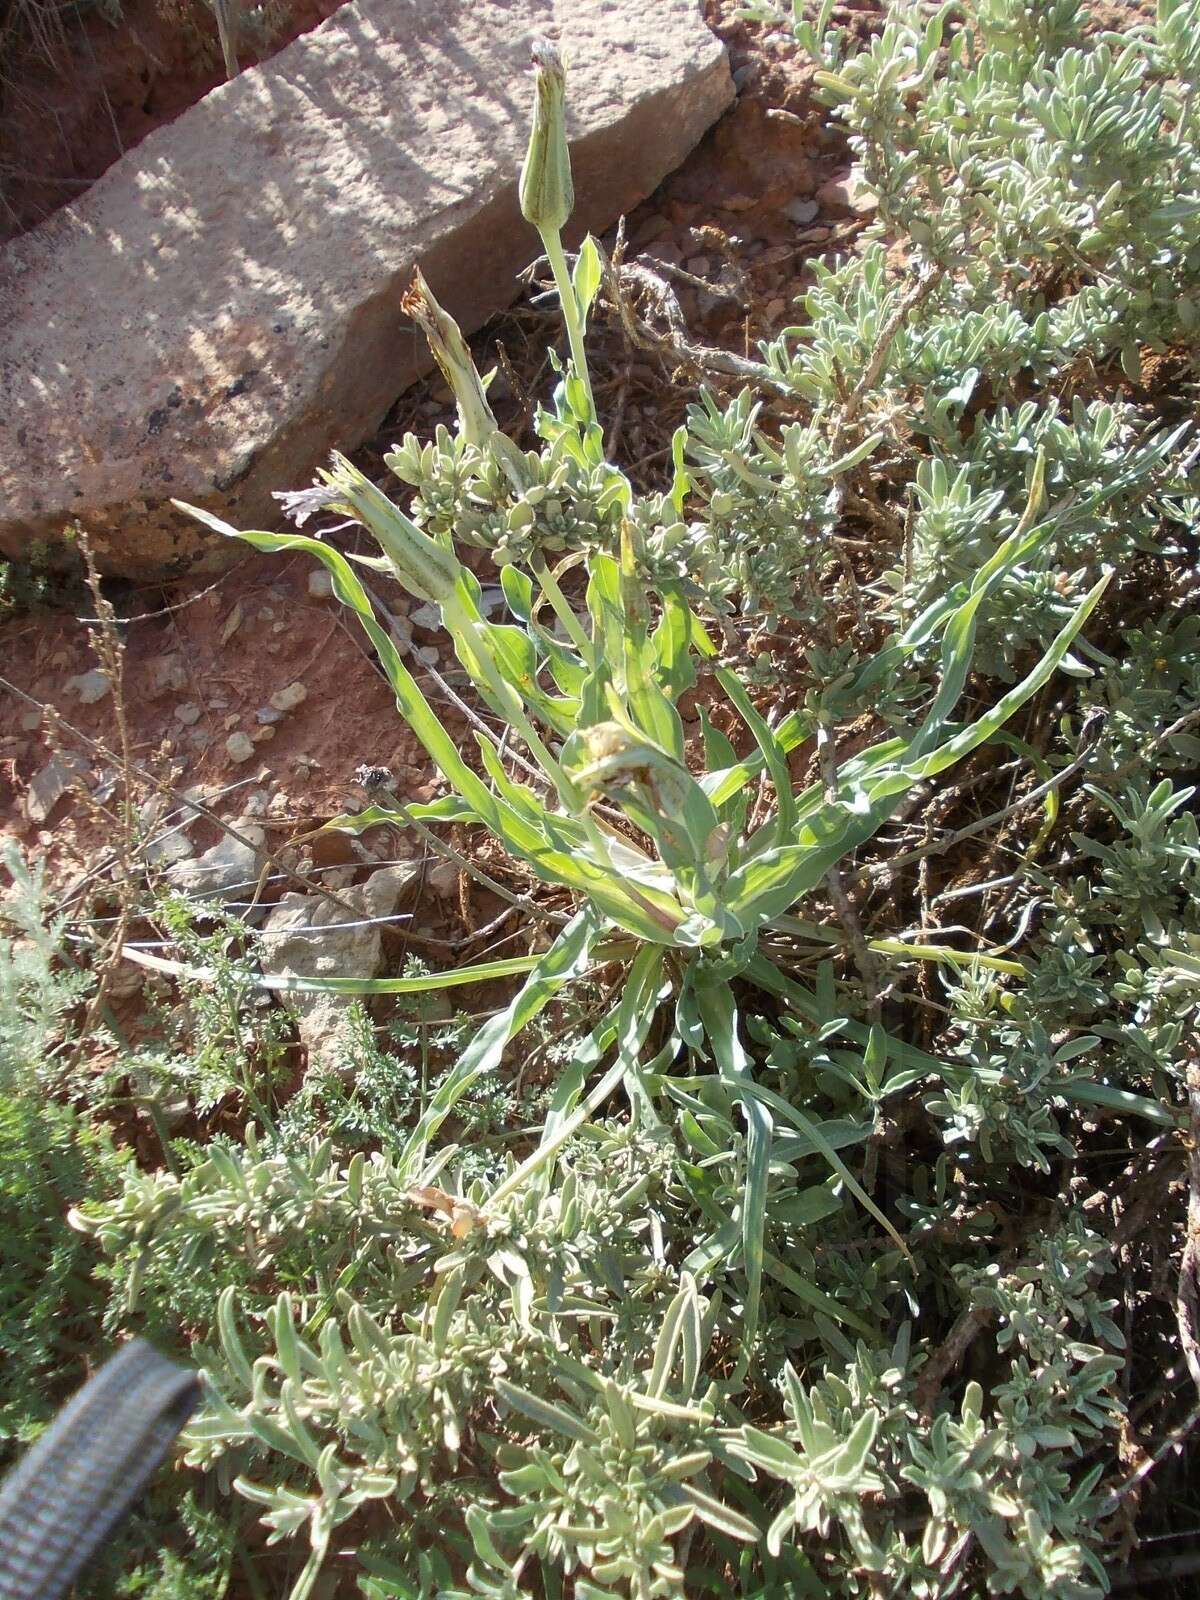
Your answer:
[665,198,699,226]
[415,645,440,667]
[252,725,276,743]
[816,166,878,215]
[189,729,212,750]
[25,754,87,823]
[107,963,145,1001]
[409,602,441,630]
[147,655,187,698]
[20,710,41,732]
[783,196,819,225]
[631,212,669,248]
[256,706,284,725]
[66,669,111,705]
[259,861,424,1075]
[426,859,459,898]
[269,681,308,712]
[386,612,414,650]
[174,702,202,725]
[686,254,711,277]
[646,240,684,269]
[307,568,333,599]
[144,830,194,868]
[167,825,265,899]
[764,297,786,321]
[226,731,256,763]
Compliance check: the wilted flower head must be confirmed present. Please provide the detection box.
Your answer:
[401,269,499,448]
[273,484,340,527]
[519,40,573,234]
[319,454,460,606]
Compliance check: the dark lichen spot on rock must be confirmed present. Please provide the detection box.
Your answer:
[212,450,259,492]
[146,407,169,436]
[226,370,259,400]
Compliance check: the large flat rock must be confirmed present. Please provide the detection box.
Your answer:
[0,0,731,578]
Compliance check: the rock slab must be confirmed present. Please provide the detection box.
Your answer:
[260,863,420,1075]
[0,0,732,578]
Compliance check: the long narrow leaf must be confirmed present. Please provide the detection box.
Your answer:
[693,977,770,1359]
[486,948,666,1209]
[401,906,601,1170]
[119,944,548,994]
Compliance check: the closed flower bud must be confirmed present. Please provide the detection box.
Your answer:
[519,41,574,234]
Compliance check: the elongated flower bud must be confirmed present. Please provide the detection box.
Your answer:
[321,454,460,605]
[519,41,573,234]
[401,270,498,448]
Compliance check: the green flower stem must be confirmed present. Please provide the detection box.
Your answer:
[540,224,596,422]
[532,554,596,665]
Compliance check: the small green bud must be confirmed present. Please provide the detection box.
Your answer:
[519,41,574,234]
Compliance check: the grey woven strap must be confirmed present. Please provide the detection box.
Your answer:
[0,1340,201,1600]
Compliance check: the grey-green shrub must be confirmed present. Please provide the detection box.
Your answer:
[11,2,1200,1597]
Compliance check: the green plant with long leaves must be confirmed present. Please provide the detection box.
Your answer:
[27,11,1200,1596]
[181,365,1110,1372]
